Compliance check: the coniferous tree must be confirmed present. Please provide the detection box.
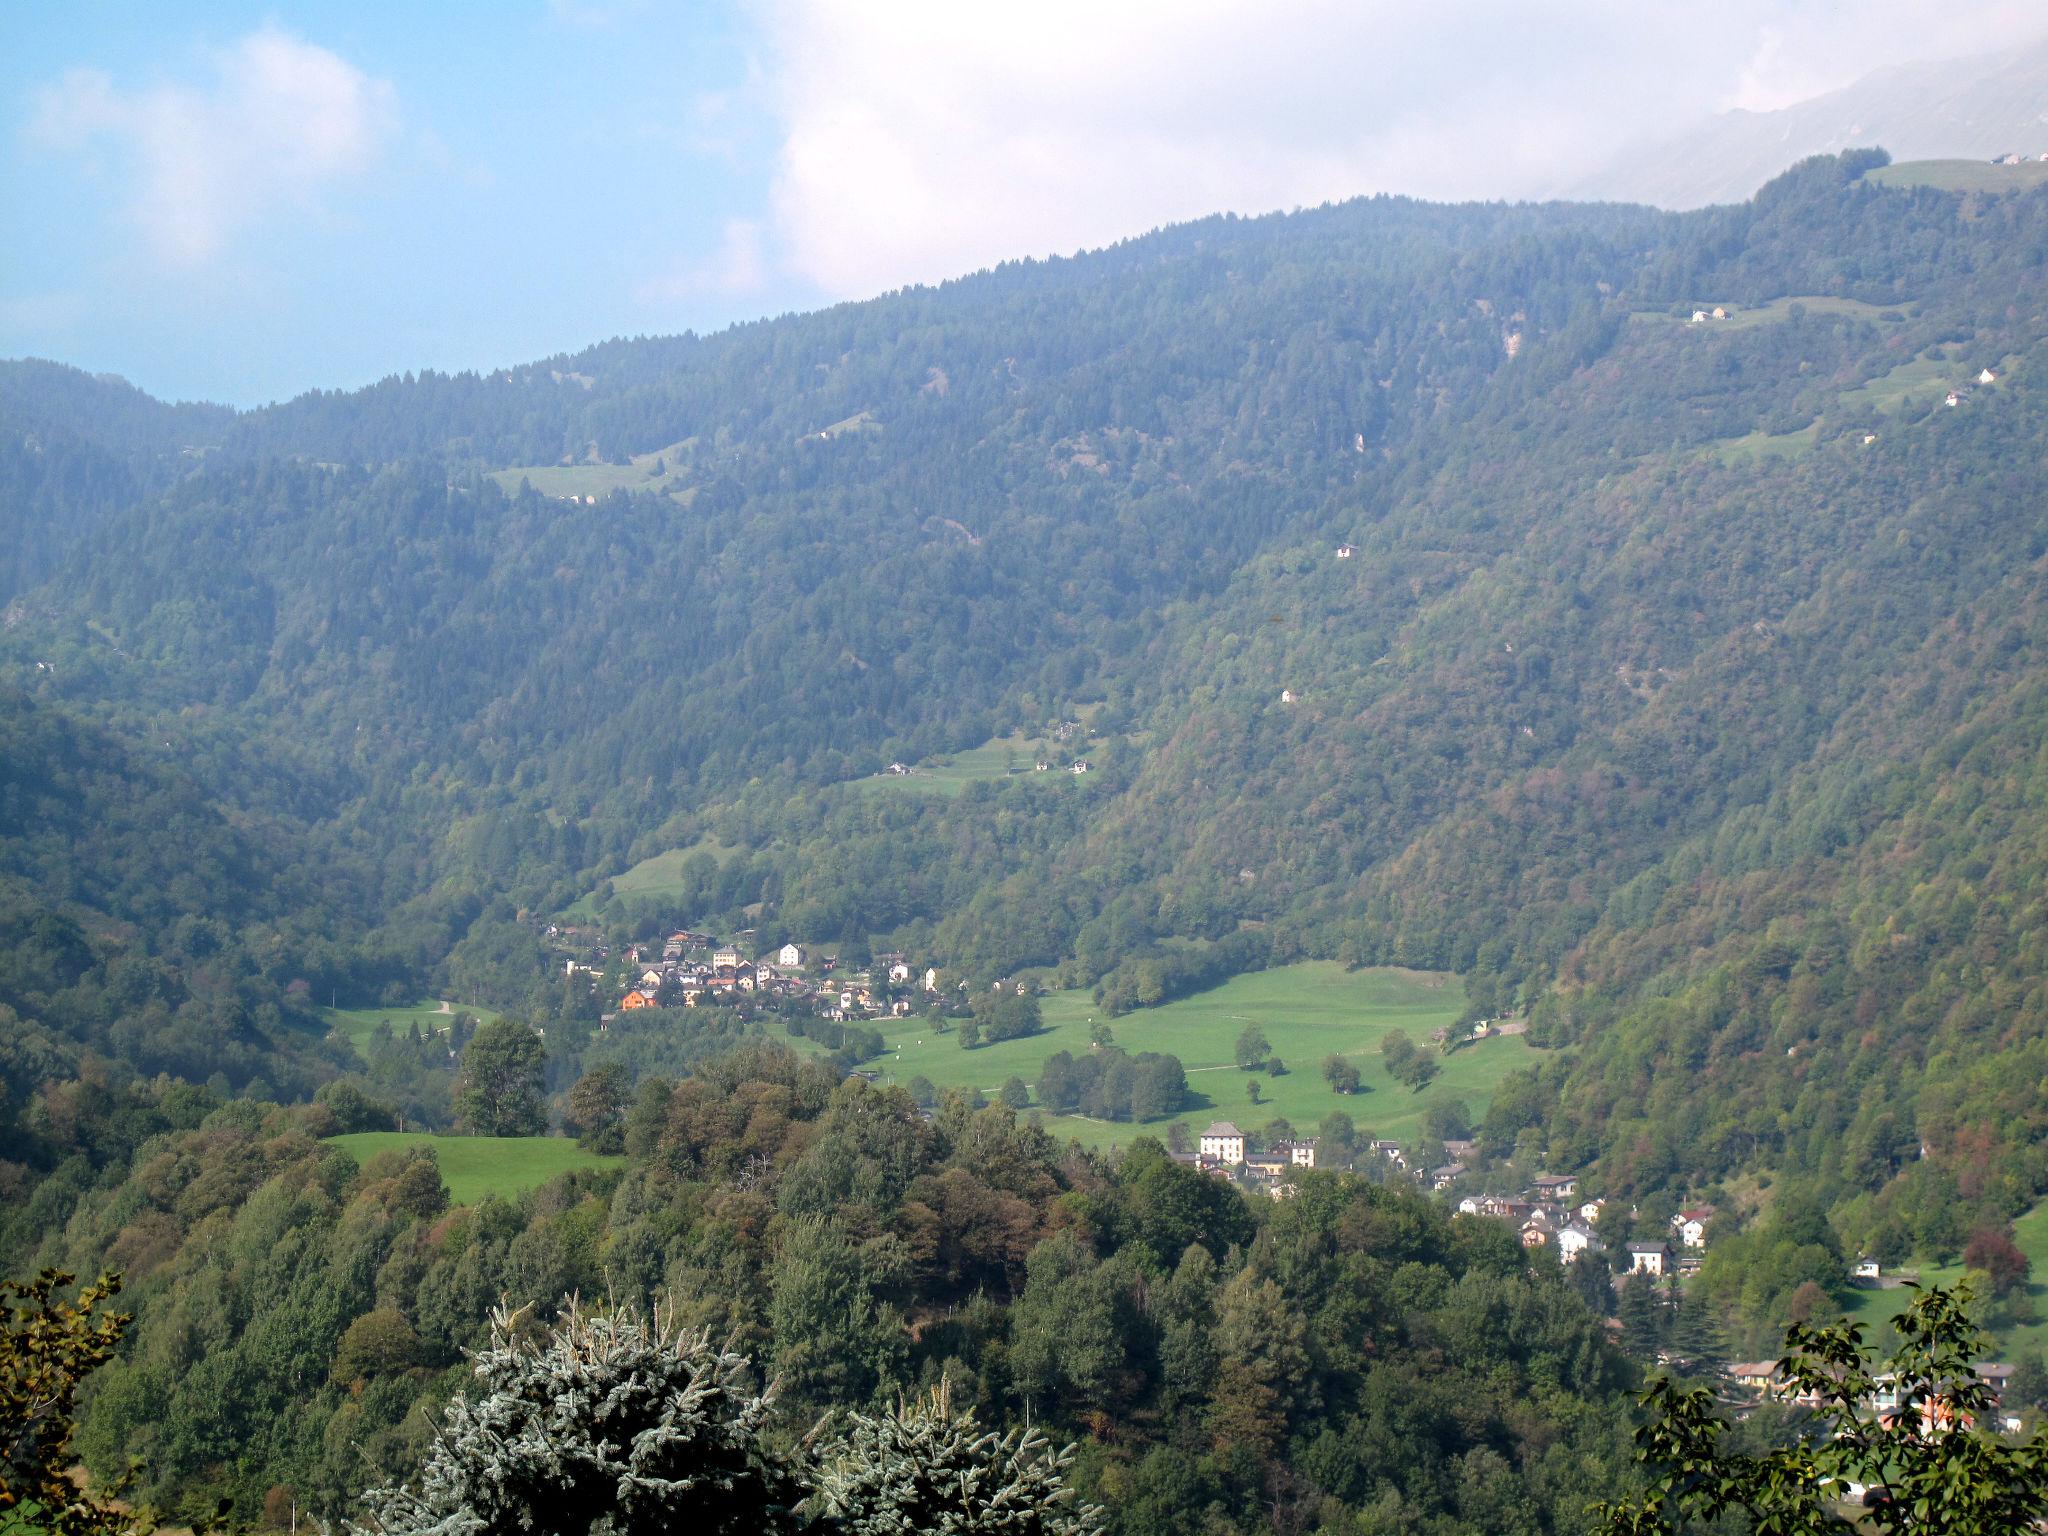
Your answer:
[351,1298,798,1536]
[810,1378,1105,1536]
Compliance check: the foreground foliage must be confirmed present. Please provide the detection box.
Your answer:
[353,1299,798,1536]
[1600,1283,2048,1535]
[351,1297,1098,1536]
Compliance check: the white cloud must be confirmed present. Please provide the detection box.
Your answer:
[31,27,397,265]
[752,0,2047,299]
[638,216,769,306]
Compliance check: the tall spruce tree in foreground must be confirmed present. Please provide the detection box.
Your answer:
[810,1379,1104,1536]
[351,1298,799,1536]
[1598,1283,2048,1535]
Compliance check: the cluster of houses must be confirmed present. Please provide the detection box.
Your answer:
[1446,1172,1718,1276]
[1169,1121,1320,1196]
[1688,305,1733,323]
[1724,1358,2025,1436]
[579,930,943,1024]
[1945,366,1998,409]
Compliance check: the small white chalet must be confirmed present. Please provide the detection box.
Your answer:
[778,943,805,968]
[1627,1241,1670,1276]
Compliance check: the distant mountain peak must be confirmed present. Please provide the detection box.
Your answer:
[1570,32,2048,208]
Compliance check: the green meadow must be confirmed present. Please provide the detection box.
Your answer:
[324,999,498,1049]
[1865,158,2048,194]
[838,962,1537,1150]
[852,730,1090,796]
[561,837,742,918]
[1633,295,1906,332]
[1833,1200,2048,1358]
[326,1132,622,1206]
[487,439,696,502]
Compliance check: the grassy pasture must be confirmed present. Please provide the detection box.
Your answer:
[831,962,1538,1150]
[561,837,742,918]
[326,1131,621,1206]
[488,439,696,501]
[324,999,498,1049]
[1711,422,1819,466]
[852,731,1086,796]
[1834,353,1968,415]
[1831,1201,2048,1358]
[1632,296,1906,332]
[1865,159,2048,194]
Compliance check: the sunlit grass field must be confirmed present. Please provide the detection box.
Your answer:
[323,999,498,1048]
[811,961,1540,1150]
[326,1132,621,1205]
[1865,158,2048,194]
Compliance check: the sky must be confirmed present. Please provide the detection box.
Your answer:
[4,0,2044,406]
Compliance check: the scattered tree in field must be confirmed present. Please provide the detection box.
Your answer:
[1597,1283,2048,1536]
[1963,1224,2030,1297]
[1246,1080,1262,1106]
[1264,1056,1285,1077]
[1321,1055,1361,1094]
[351,1297,798,1536]
[453,1019,547,1136]
[810,1377,1105,1536]
[999,1077,1031,1110]
[1379,1031,1438,1092]
[1233,1025,1270,1072]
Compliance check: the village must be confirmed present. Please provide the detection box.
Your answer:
[551,925,950,1026]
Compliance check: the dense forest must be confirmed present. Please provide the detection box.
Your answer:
[7,146,2048,1524]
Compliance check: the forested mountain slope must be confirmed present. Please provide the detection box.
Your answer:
[6,149,2048,1251]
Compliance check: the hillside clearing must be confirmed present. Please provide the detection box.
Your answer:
[326,1131,621,1205]
[811,962,1538,1150]
[487,438,697,501]
[1865,159,2048,194]
[324,999,499,1049]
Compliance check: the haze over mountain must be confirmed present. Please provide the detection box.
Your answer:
[1575,32,2048,207]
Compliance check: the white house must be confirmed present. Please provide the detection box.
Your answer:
[713,945,742,969]
[1627,1241,1670,1276]
[1070,760,1092,774]
[1578,1198,1606,1224]
[778,943,805,968]
[1530,1173,1578,1201]
[888,961,913,983]
[923,967,940,992]
[1278,1139,1317,1168]
[1853,1258,1882,1282]
[1672,1207,1715,1249]
[1558,1224,1605,1266]
[1199,1121,1247,1165]
[1979,367,1997,384]
[1280,689,1299,704]
[1946,391,1962,407]
[1335,544,1354,559]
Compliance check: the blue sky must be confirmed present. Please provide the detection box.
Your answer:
[5,1,2043,406]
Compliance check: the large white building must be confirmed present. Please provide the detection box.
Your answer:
[1198,1121,1247,1165]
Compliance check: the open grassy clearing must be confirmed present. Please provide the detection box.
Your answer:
[1831,1201,2048,1358]
[1865,159,2048,194]
[324,999,499,1048]
[1711,422,1819,466]
[488,438,696,501]
[819,962,1539,1150]
[560,837,743,918]
[1632,295,1907,331]
[806,409,880,440]
[326,1131,621,1205]
[852,730,1090,796]
[1835,352,1968,415]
